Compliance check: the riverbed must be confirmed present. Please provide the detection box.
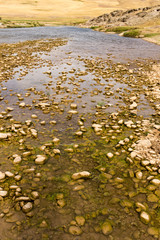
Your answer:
[0,26,160,240]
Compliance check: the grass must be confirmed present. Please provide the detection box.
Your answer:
[105,26,137,33]
[123,29,141,38]
[144,33,160,38]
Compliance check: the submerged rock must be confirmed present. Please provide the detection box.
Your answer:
[72,171,91,180]
[35,155,47,165]
[69,226,82,235]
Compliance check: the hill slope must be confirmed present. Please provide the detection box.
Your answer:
[0,0,160,20]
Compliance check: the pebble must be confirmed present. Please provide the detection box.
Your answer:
[101,221,113,235]
[140,211,151,224]
[107,152,113,159]
[0,172,5,180]
[0,191,8,197]
[35,155,47,165]
[75,216,85,226]
[22,202,33,213]
[69,226,82,235]
[0,133,8,139]
[151,179,160,186]
[72,171,91,180]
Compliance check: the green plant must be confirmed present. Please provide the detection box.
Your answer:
[123,30,141,38]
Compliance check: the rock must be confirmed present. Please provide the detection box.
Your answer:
[92,123,102,133]
[13,155,22,164]
[31,191,39,199]
[72,171,91,180]
[0,133,8,139]
[129,102,137,110]
[0,172,5,180]
[19,102,26,107]
[151,179,160,186]
[147,227,159,237]
[136,171,143,180]
[15,197,30,202]
[35,155,47,165]
[53,149,61,154]
[30,128,38,138]
[75,131,83,136]
[57,199,65,208]
[68,110,78,114]
[107,152,114,159]
[53,137,60,144]
[75,216,85,226]
[137,139,152,149]
[39,220,48,228]
[130,151,137,159]
[5,171,14,177]
[147,193,159,202]
[0,191,8,197]
[101,221,113,235]
[70,103,77,109]
[69,226,82,235]
[22,202,33,213]
[140,211,151,224]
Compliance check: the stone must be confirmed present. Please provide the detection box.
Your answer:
[22,202,33,213]
[147,227,159,236]
[75,131,83,136]
[19,102,26,107]
[140,211,151,224]
[0,191,8,197]
[75,216,85,226]
[39,220,48,228]
[136,171,143,180]
[0,133,8,139]
[147,193,159,202]
[13,155,22,164]
[30,129,38,138]
[72,171,91,180]
[70,103,77,109]
[151,179,160,186]
[101,221,113,235]
[5,171,14,178]
[53,137,60,144]
[137,139,152,149]
[69,226,82,235]
[53,149,60,154]
[107,152,113,159]
[0,172,5,180]
[35,155,47,165]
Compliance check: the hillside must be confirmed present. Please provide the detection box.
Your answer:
[0,0,160,21]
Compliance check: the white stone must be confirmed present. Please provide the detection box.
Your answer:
[35,155,47,165]
[140,211,151,224]
[13,155,22,164]
[72,171,91,180]
[137,139,152,149]
[151,179,160,186]
[0,191,8,197]
[70,103,77,109]
[136,171,143,180]
[30,129,38,138]
[19,102,26,107]
[5,171,14,177]
[0,133,8,139]
[0,172,5,180]
[107,153,114,159]
[22,202,33,213]
[53,149,61,154]
[131,151,137,159]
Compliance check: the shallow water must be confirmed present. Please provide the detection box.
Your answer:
[0,26,160,62]
[0,27,160,240]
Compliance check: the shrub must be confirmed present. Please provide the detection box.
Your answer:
[123,30,141,38]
